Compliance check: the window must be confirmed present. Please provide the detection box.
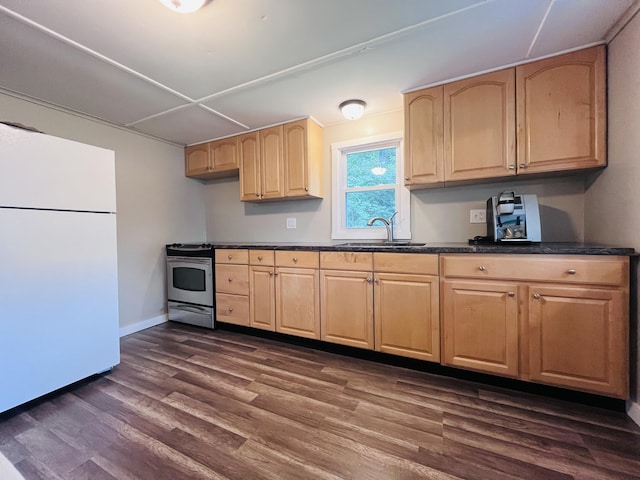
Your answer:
[332,132,410,240]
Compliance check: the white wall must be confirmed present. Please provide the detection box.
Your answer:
[585,11,640,409]
[0,92,206,331]
[205,109,586,243]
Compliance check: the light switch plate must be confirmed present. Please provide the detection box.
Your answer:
[286,217,297,229]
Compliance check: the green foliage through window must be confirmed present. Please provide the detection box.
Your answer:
[344,147,397,228]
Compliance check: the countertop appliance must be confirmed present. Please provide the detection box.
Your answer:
[0,123,119,414]
[166,243,215,329]
[487,192,541,243]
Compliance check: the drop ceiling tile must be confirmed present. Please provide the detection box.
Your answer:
[0,0,483,99]
[130,105,247,145]
[528,0,634,57]
[0,12,186,126]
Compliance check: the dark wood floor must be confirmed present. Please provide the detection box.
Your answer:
[1,323,639,480]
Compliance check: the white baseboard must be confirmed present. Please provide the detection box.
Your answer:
[627,400,640,427]
[119,314,167,337]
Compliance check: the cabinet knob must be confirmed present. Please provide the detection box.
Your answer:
[269,271,273,276]
[508,292,515,297]
[404,176,410,181]
[227,277,232,282]
[519,164,527,168]
[257,255,263,261]
[508,165,515,170]
[479,265,486,271]
[304,187,309,192]
[228,307,233,312]
[292,257,298,263]
[227,255,232,260]
[533,293,541,299]
[567,269,576,275]
[256,193,260,197]
[366,277,372,283]
[374,278,380,285]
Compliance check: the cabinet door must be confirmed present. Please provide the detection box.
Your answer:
[239,132,261,201]
[442,279,519,377]
[444,69,516,181]
[516,46,606,174]
[403,86,444,187]
[185,143,210,177]
[375,273,439,362]
[211,137,238,172]
[259,125,284,200]
[283,119,309,198]
[249,266,276,331]
[528,284,627,398]
[275,267,320,339]
[320,270,373,349]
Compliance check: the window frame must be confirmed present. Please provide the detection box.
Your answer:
[331,132,410,240]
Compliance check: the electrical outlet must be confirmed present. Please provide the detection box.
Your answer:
[470,209,486,224]
[286,217,296,229]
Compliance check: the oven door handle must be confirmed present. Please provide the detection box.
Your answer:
[171,303,211,314]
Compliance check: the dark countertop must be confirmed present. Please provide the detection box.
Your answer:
[209,241,636,256]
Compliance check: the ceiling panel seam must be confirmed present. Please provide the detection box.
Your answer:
[526,0,555,58]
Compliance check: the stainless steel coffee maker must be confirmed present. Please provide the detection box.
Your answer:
[487,191,541,243]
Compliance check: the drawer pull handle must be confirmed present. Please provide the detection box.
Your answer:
[479,266,486,271]
[508,292,515,297]
[519,164,527,168]
[533,293,541,299]
[258,255,263,261]
[227,255,232,260]
[292,257,298,263]
[567,269,576,275]
[508,165,515,170]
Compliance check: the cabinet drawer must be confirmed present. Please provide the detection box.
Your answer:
[441,255,628,286]
[250,249,275,266]
[374,253,439,275]
[215,249,249,264]
[215,264,249,295]
[216,293,249,326]
[320,251,373,271]
[275,250,319,268]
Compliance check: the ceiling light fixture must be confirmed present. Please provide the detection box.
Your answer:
[159,0,207,14]
[339,99,366,120]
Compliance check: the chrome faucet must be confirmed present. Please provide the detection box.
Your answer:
[367,211,398,242]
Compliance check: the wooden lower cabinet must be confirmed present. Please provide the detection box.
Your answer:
[528,284,627,397]
[440,254,629,398]
[375,272,440,362]
[249,266,275,331]
[320,270,374,349]
[275,267,320,339]
[441,280,519,377]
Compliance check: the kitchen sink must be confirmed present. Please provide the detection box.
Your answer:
[336,241,426,247]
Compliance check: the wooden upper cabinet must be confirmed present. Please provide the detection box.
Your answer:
[185,138,239,179]
[516,46,606,174]
[239,132,261,201]
[283,118,323,199]
[185,143,210,177]
[444,69,516,181]
[259,125,285,200]
[403,86,444,187]
[211,137,238,172]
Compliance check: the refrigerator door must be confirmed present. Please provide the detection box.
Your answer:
[0,124,116,213]
[0,208,119,413]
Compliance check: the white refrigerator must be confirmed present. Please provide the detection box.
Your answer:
[0,123,120,414]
